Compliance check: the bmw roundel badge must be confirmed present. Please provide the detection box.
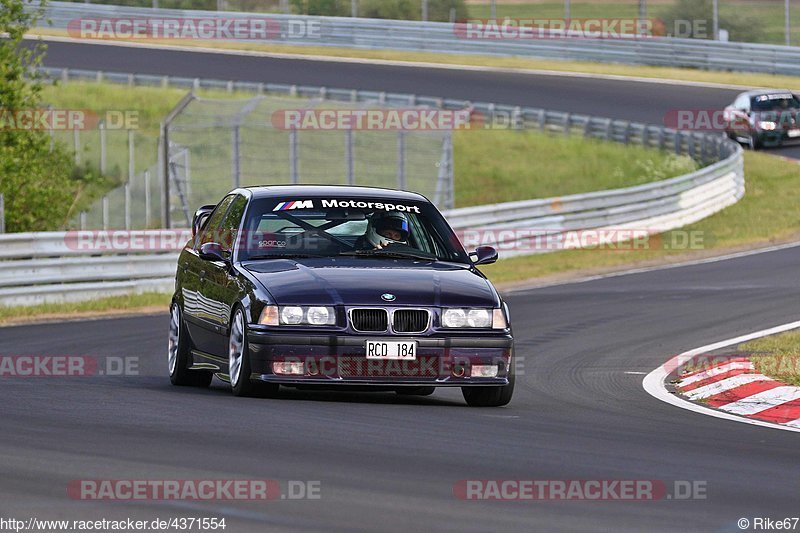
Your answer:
[381,293,396,302]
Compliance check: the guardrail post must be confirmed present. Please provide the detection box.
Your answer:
[0,194,5,234]
[80,211,87,231]
[583,117,593,138]
[124,182,131,230]
[145,170,152,229]
[102,196,109,230]
[563,113,571,136]
[128,129,135,184]
[512,106,522,131]
[160,122,168,228]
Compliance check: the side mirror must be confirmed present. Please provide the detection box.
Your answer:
[199,242,230,264]
[192,204,216,237]
[471,246,498,266]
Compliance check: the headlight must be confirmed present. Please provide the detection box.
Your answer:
[467,309,491,328]
[307,306,332,325]
[281,306,304,325]
[758,121,778,131]
[442,308,467,328]
[442,308,500,328]
[259,305,336,326]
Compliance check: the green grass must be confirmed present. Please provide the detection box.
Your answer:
[740,330,800,386]
[467,1,799,46]
[0,292,170,325]
[480,151,800,283]
[455,129,696,206]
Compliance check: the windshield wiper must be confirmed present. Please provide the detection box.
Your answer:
[339,249,437,261]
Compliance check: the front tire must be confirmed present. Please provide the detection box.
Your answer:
[168,303,212,388]
[461,365,515,407]
[229,308,256,397]
[748,133,762,151]
[228,308,279,398]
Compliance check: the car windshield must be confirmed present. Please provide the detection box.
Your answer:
[237,196,470,263]
[751,93,800,112]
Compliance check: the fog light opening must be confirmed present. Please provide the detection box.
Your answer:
[452,363,466,378]
[272,361,305,376]
[471,364,499,378]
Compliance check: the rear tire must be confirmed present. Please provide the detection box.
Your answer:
[168,303,212,388]
[396,387,435,397]
[461,365,515,407]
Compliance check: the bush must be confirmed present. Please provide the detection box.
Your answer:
[659,0,764,43]
[0,1,107,232]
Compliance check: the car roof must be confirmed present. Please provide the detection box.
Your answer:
[242,185,430,203]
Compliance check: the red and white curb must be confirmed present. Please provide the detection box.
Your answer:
[643,320,800,433]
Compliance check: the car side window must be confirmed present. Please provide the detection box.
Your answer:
[217,195,248,253]
[197,195,235,248]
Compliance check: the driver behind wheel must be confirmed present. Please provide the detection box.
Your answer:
[356,211,410,250]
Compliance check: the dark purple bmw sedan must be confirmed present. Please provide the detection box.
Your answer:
[168,185,514,407]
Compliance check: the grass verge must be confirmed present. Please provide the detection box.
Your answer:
[0,293,170,326]
[740,330,800,387]
[480,152,800,284]
[455,129,696,206]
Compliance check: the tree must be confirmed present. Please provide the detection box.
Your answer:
[0,0,101,232]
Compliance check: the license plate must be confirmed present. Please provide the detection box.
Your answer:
[788,129,800,138]
[365,340,417,360]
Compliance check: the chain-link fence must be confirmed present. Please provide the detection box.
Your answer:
[164,94,453,228]
[70,91,454,230]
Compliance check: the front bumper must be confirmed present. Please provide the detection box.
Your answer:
[246,331,514,387]
[755,129,800,147]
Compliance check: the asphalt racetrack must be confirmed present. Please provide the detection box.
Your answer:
[1,39,798,532]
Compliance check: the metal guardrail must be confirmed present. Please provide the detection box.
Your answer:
[38,1,800,76]
[4,63,744,306]
[0,137,742,306]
